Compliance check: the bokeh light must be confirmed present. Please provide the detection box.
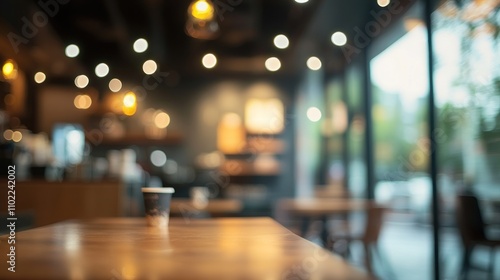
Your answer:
[202,53,217,69]
[273,34,289,49]
[142,60,158,75]
[331,31,347,46]
[74,94,92,109]
[133,38,148,53]
[150,150,167,167]
[95,63,109,78]
[377,0,391,7]
[154,111,171,128]
[2,59,17,80]
[12,131,22,142]
[65,44,80,58]
[306,56,322,71]
[109,78,122,92]
[34,72,46,83]
[75,75,89,88]
[306,107,322,122]
[265,57,281,72]
[3,129,13,140]
[190,0,214,21]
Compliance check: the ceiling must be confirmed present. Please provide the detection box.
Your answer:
[0,0,414,89]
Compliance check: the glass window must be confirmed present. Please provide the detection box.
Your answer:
[346,63,367,198]
[433,0,500,278]
[369,3,433,279]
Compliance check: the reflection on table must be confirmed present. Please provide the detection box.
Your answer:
[170,198,243,217]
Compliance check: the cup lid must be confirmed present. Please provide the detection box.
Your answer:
[141,187,175,193]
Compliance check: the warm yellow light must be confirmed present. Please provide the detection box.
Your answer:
[190,0,214,21]
[217,113,245,154]
[2,61,14,76]
[12,131,22,142]
[3,129,13,140]
[74,95,81,108]
[331,102,348,133]
[2,60,17,80]
[74,94,92,109]
[245,98,284,134]
[122,104,137,116]
[154,111,171,128]
[122,92,137,116]
[123,92,136,108]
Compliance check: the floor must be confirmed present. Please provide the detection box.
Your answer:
[306,214,500,280]
[347,222,499,280]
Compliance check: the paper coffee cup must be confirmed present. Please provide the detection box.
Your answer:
[142,187,175,227]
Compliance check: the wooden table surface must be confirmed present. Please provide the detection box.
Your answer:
[170,198,243,215]
[278,198,376,216]
[0,218,369,280]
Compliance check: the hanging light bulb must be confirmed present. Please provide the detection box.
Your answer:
[122,91,137,116]
[189,0,214,21]
[186,0,219,40]
[2,59,18,80]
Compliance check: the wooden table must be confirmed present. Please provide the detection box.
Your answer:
[170,198,243,216]
[277,198,377,245]
[0,218,369,279]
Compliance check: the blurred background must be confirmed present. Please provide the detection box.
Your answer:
[0,0,499,279]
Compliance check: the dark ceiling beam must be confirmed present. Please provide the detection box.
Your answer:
[103,0,132,58]
[282,0,325,73]
[0,0,84,77]
[145,0,167,64]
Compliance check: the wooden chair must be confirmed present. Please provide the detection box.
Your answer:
[456,195,500,280]
[315,185,352,241]
[327,206,389,277]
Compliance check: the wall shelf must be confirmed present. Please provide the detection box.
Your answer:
[219,160,280,176]
[222,138,285,156]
